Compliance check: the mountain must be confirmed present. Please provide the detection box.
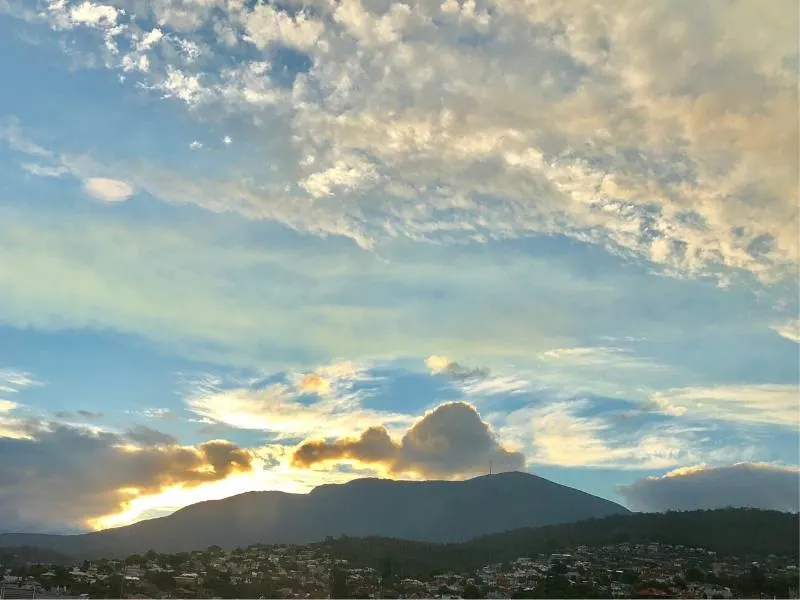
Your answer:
[0,471,629,559]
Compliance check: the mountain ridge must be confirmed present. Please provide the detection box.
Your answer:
[0,472,630,558]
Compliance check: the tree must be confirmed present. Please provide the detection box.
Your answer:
[686,567,705,583]
[620,570,639,585]
[146,569,176,592]
[463,583,481,598]
[331,564,349,599]
[379,556,393,588]
[169,552,189,568]
[51,566,72,589]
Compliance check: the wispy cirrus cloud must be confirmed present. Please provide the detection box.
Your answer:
[0,368,40,394]
[489,398,760,471]
[648,384,800,428]
[530,345,673,399]
[537,346,664,370]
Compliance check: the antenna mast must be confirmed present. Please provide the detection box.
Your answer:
[489,460,493,475]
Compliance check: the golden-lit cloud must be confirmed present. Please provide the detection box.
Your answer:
[771,318,800,343]
[185,369,413,440]
[292,401,525,478]
[0,397,37,440]
[89,444,382,530]
[297,373,331,395]
[424,355,490,381]
[425,355,451,372]
[0,423,256,532]
[295,360,361,395]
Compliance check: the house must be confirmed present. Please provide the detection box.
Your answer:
[638,587,671,598]
[174,572,200,587]
[125,565,143,578]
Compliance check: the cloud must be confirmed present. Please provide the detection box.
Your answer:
[0,399,39,440]
[490,399,759,470]
[539,347,626,362]
[82,177,134,202]
[76,409,104,419]
[137,28,163,51]
[125,424,178,447]
[185,373,413,440]
[0,143,791,391]
[0,400,30,440]
[90,444,380,530]
[141,408,174,420]
[0,400,17,413]
[67,1,119,28]
[21,163,70,178]
[0,422,255,532]
[530,346,674,398]
[297,374,332,395]
[618,463,800,513]
[649,384,800,427]
[425,355,490,381]
[537,346,666,373]
[291,401,525,478]
[0,118,50,157]
[0,368,40,394]
[243,3,323,52]
[56,409,106,421]
[5,0,795,285]
[772,318,800,343]
[291,360,364,397]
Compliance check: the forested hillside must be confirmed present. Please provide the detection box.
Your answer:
[314,508,799,577]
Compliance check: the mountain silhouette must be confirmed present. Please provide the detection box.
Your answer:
[0,471,629,559]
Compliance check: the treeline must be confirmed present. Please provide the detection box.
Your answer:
[313,508,799,578]
[2,508,796,576]
[0,545,73,566]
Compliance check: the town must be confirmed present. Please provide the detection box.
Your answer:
[1,540,797,599]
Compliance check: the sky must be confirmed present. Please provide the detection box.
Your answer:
[0,0,798,535]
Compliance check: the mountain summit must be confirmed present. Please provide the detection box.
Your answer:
[0,471,629,559]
